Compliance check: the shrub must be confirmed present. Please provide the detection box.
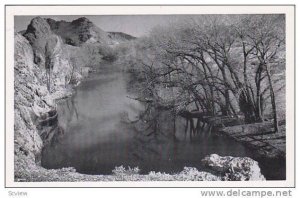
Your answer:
[112,166,140,176]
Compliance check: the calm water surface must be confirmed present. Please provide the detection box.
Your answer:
[41,64,285,180]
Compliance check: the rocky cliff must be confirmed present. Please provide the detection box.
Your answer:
[14,16,137,181]
[14,17,92,180]
[14,33,45,162]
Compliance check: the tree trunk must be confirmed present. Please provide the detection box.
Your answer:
[265,64,279,133]
[221,67,230,116]
[255,66,263,122]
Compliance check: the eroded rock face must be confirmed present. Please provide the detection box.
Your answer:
[14,33,50,161]
[23,17,52,46]
[202,154,266,181]
[46,17,111,46]
[14,32,76,180]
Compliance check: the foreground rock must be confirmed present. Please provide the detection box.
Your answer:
[202,154,266,181]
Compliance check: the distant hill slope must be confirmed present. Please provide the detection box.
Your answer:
[108,32,136,43]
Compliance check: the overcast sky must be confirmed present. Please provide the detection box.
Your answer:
[14,15,192,37]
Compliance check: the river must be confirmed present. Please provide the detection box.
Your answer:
[41,63,285,180]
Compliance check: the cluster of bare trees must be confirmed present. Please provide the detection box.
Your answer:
[129,15,285,132]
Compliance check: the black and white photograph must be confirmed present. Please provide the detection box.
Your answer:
[5,5,295,187]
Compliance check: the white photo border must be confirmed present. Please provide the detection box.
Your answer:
[5,5,295,188]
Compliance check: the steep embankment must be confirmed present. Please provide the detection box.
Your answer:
[14,17,99,181]
[14,33,45,168]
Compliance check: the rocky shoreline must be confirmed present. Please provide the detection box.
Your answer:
[15,152,266,182]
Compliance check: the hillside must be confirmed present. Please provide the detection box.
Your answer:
[108,32,136,44]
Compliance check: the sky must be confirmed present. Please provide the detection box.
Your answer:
[14,15,192,37]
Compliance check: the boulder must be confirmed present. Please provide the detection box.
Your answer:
[202,154,266,181]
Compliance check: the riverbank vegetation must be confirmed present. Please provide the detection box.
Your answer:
[119,15,285,136]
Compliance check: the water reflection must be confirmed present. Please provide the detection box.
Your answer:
[41,67,284,179]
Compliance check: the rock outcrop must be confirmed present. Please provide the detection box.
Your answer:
[14,33,47,162]
[14,19,82,180]
[46,17,111,46]
[23,17,53,66]
[201,154,266,181]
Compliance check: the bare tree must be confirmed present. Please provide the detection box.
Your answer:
[45,36,59,93]
[124,15,285,134]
